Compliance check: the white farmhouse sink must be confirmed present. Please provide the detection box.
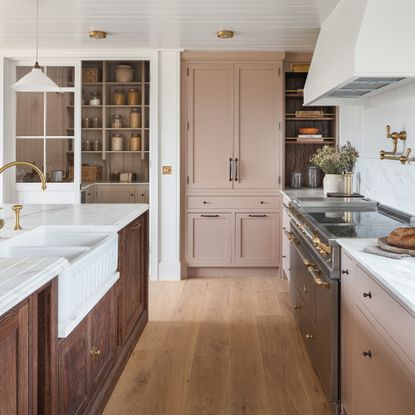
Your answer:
[0,227,119,337]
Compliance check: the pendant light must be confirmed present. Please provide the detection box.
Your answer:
[12,0,60,92]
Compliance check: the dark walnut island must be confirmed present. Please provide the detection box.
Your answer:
[0,207,149,415]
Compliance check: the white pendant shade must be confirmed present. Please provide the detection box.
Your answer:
[12,66,60,92]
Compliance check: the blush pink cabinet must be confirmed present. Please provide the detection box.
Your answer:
[235,213,280,266]
[340,251,415,415]
[233,63,281,190]
[186,213,233,265]
[186,63,234,190]
[183,53,284,272]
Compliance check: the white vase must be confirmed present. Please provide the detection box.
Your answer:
[323,174,345,195]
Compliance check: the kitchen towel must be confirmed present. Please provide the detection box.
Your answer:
[363,245,411,260]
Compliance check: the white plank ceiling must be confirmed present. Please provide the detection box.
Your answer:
[0,0,339,51]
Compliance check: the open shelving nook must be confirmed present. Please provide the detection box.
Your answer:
[75,60,150,191]
[284,63,337,187]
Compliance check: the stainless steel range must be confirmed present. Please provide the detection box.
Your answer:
[286,198,412,415]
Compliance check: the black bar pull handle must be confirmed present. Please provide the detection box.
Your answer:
[234,158,239,182]
[229,158,233,181]
[201,214,220,218]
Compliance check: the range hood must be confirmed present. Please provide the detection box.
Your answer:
[304,0,415,105]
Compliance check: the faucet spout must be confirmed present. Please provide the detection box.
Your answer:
[0,161,47,191]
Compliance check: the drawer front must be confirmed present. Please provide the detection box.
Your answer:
[356,265,415,368]
[353,307,415,415]
[282,237,290,279]
[187,195,279,210]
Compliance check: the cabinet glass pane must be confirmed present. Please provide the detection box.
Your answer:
[46,92,74,136]
[46,66,75,87]
[16,139,44,183]
[16,66,44,137]
[46,139,74,182]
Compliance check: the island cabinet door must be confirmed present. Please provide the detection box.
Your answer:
[88,289,116,391]
[235,213,280,266]
[119,214,148,342]
[58,318,89,415]
[0,302,29,415]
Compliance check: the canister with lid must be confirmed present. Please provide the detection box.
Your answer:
[129,134,141,151]
[111,134,124,151]
[113,88,126,105]
[290,171,302,189]
[128,88,139,105]
[129,108,141,128]
[112,114,123,128]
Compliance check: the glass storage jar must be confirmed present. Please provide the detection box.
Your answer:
[113,88,126,105]
[93,140,100,151]
[112,114,123,128]
[129,134,141,151]
[129,108,141,128]
[111,134,124,151]
[128,88,139,105]
[290,171,302,189]
[89,92,101,106]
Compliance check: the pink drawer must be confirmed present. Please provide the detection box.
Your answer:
[356,265,415,368]
[187,196,279,210]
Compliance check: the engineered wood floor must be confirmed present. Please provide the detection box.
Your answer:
[103,277,332,415]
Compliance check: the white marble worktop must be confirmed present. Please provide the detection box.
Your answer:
[0,203,149,318]
[338,238,415,317]
[0,257,68,316]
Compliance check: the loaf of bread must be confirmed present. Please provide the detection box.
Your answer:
[387,227,415,249]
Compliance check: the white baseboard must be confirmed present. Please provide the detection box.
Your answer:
[157,261,182,281]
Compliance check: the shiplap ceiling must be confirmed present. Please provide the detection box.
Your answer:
[0,0,340,51]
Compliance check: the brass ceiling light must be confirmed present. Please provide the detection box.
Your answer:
[217,30,234,39]
[89,30,107,40]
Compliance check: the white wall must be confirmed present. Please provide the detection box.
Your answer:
[339,82,415,215]
[157,50,181,280]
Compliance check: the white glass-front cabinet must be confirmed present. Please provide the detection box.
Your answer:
[13,62,81,204]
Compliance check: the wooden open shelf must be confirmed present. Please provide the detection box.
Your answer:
[284,64,337,187]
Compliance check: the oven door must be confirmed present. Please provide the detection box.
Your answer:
[289,224,339,413]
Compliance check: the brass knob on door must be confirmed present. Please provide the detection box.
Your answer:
[90,346,101,357]
[305,334,314,340]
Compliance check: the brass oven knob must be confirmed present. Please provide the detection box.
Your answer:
[305,334,314,340]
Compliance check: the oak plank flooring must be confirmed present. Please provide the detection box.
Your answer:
[103,277,332,415]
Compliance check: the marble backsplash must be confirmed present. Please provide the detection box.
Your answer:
[354,159,415,216]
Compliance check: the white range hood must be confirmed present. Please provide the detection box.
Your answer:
[304,0,415,105]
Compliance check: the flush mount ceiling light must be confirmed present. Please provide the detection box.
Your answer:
[217,30,234,39]
[12,0,60,92]
[89,30,107,39]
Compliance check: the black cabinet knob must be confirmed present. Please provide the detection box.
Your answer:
[341,269,349,275]
[363,291,372,299]
[203,201,208,204]
[260,201,265,204]
[362,350,372,358]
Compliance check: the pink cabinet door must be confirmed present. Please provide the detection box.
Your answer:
[186,63,234,189]
[233,63,281,190]
[235,213,280,266]
[187,213,233,265]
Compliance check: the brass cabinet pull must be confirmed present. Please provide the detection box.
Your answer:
[201,214,220,218]
[90,346,101,357]
[312,236,331,255]
[305,334,314,340]
[308,266,330,289]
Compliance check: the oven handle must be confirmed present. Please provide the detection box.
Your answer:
[292,234,331,290]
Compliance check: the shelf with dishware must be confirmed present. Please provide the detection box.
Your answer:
[283,56,337,188]
[76,60,150,198]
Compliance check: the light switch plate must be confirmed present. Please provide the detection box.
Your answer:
[162,166,172,175]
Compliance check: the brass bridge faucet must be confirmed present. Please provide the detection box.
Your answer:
[380,125,411,164]
[0,161,47,231]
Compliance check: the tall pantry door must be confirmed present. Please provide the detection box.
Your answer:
[233,63,281,190]
[186,63,234,189]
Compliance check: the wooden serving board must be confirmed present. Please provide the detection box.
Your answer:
[377,237,415,256]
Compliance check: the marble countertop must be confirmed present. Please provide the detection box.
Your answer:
[338,239,415,316]
[0,203,149,318]
[0,257,68,316]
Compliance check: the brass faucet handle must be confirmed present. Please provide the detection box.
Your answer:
[386,124,407,140]
[12,204,23,231]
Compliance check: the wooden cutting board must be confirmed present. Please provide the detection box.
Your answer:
[377,237,415,256]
